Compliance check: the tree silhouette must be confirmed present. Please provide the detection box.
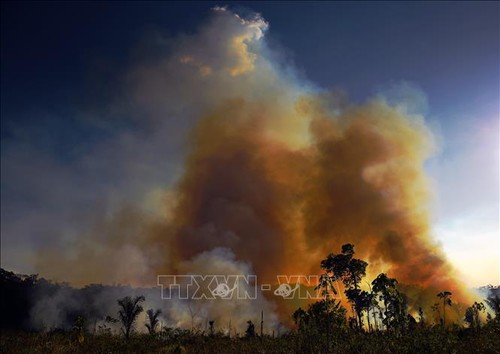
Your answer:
[372,273,407,331]
[372,272,395,329]
[145,308,162,335]
[117,295,145,339]
[316,273,338,300]
[360,290,376,332]
[345,289,365,328]
[464,302,485,329]
[485,295,500,322]
[293,299,346,353]
[306,299,347,330]
[292,307,309,332]
[437,291,452,327]
[320,244,367,328]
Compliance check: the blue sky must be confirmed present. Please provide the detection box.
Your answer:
[1,1,498,286]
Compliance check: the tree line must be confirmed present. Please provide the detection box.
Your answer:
[1,244,499,339]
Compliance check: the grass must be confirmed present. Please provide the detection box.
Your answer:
[2,322,500,354]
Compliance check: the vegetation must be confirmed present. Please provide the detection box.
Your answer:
[437,290,453,327]
[1,245,500,353]
[319,243,368,329]
[464,301,485,330]
[145,309,162,335]
[2,323,500,354]
[117,295,145,339]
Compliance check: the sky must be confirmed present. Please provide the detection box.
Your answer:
[1,1,499,287]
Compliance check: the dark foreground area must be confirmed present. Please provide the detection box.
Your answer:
[3,245,500,354]
[2,323,500,354]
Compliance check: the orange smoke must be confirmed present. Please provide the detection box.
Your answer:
[166,94,472,308]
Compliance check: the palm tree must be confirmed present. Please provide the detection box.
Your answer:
[437,291,452,327]
[145,308,162,335]
[117,295,145,339]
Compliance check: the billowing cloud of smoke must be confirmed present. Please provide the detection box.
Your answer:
[29,282,153,332]
[28,248,277,334]
[29,7,474,327]
[170,247,279,331]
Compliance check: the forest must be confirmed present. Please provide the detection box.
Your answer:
[1,244,499,353]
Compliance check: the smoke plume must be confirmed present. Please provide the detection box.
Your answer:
[33,7,474,327]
